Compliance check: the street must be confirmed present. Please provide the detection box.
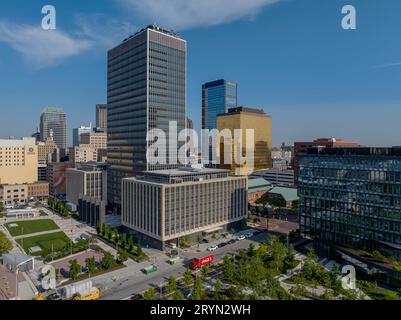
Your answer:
[96,231,269,300]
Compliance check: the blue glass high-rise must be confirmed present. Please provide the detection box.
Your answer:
[202,79,237,130]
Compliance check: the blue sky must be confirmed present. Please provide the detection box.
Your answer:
[0,0,401,147]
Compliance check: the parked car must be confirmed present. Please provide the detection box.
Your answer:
[237,235,246,241]
[218,242,227,248]
[228,239,236,245]
[207,245,218,252]
[245,232,253,239]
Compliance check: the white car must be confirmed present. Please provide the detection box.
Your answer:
[237,235,246,241]
[207,245,218,252]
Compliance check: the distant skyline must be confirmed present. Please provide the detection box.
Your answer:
[1,0,401,147]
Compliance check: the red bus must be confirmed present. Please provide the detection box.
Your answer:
[190,255,214,270]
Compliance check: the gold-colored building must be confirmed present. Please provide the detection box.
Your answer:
[216,107,272,176]
[0,137,38,185]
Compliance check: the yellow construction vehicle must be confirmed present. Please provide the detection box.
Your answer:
[73,288,101,301]
[35,293,44,300]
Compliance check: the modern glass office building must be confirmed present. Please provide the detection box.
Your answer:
[107,25,187,212]
[40,107,67,151]
[202,79,237,131]
[299,147,401,260]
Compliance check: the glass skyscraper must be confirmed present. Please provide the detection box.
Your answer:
[202,79,237,130]
[107,25,187,211]
[40,107,67,151]
[299,147,401,260]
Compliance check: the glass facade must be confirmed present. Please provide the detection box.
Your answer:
[107,26,187,211]
[299,147,401,260]
[202,79,237,130]
[40,108,67,151]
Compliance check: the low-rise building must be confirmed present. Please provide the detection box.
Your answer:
[121,167,248,250]
[252,168,295,186]
[27,182,49,202]
[66,162,107,206]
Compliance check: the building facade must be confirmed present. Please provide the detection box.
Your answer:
[107,25,187,211]
[121,168,248,249]
[40,108,67,151]
[80,131,107,149]
[216,107,273,176]
[47,162,72,196]
[202,79,237,131]
[252,168,295,186]
[69,145,98,166]
[293,138,360,184]
[0,137,37,185]
[72,125,92,147]
[299,147,401,260]
[66,163,107,206]
[96,104,108,130]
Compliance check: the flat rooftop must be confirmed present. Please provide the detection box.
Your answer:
[146,167,229,176]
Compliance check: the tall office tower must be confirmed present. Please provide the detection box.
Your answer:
[107,25,187,212]
[96,104,108,130]
[298,147,401,262]
[216,107,273,176]
[72,125,92,147]
[202,79,237,131]
[40,107,67,151]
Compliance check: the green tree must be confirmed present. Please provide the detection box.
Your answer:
[121,233,127,248]
[101,223,106,236]
[192,277,203,300]
[68,259,81,280]
[144,288,155,300]
[136,241,143,257]
[117,248,128,264]
[166,275,177,293]
[101,251,116,270]
[0,231,13,254]
[128,236,134,252]
[201,265,210,280]
[85,257,97,275]
[289,285,308,298]
[183,269,193,288]
[0,201,4,212]
[173,290,185,300]
[222,256,235,283]
[215,279,223,298]
[96,221,101,235]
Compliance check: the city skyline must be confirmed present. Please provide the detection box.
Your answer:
[1,0,401,147]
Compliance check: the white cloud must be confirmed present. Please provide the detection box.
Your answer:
[74,13,137,48]
[119,0,281,30]
[0,21,92,68]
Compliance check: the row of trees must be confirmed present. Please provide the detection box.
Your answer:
[96,222,146,261]
[0,230,13,254]
[47,197,71,217]
[68,250,127,280]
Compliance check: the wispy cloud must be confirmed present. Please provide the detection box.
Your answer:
[373,62,401,69]
[74,13,137,48]
[0,21,92,69]
[119,0,281,30]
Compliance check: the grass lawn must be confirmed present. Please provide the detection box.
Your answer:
[365,287,401,300]
[16,231,71,256]
[5,219,60,237]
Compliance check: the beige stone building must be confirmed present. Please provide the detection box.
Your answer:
[121,168,248,250]
[69,145,98,166]
[216,107,272,176]
[80,132,107,149]
[66,163,107,206]
[0,137,38,185]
